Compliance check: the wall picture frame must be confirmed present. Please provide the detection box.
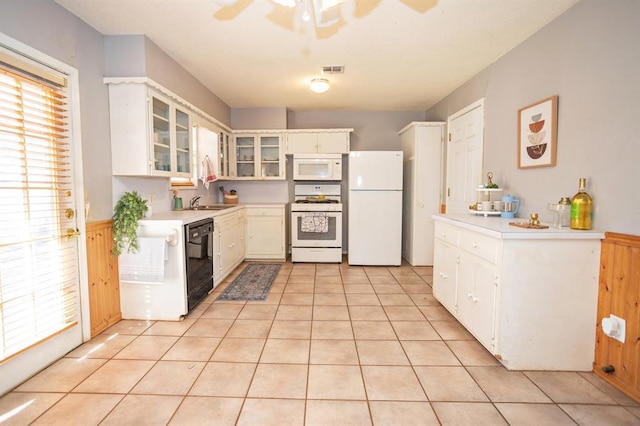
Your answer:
[517,95,558,169]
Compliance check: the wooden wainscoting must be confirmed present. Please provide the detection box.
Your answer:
[86,219,122,337]
[594,232,640,402]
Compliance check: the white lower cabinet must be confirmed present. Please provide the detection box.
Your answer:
[434,223,497,351]
[457,251,498,350]
[214,209,245,287]
[245,206,286,260]
[432,215,603,371]
[433,239,458,314]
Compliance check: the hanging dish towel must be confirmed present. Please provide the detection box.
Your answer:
[119,237,166,284]
[200,155,218,189]
[301,212,329,233]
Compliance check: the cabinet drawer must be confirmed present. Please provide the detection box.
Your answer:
[246,207,282,217]
[434,222,460,246]
[460,230,499,264]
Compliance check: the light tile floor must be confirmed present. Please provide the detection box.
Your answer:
[2,261,639,425]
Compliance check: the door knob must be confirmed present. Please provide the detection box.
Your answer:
[65,228,81,239]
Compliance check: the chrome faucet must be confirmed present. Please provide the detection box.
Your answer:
[190,195,201,209]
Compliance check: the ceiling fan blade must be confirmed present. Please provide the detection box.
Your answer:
[399,0,438,14]
[266,3,297,31]
[213,0,254,20]
[352,0,382,18]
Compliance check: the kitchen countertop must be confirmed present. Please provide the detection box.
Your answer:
[140,202,288,225]
[433,214,605,240]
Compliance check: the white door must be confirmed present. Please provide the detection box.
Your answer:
[0,41,86,395]
[446,100,484,215]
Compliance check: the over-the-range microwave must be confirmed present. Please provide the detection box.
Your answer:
[292,154,342,181]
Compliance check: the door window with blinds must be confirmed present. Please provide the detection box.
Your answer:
[0,47,81,363]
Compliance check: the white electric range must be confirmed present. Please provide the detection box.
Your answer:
[290,184,342,263]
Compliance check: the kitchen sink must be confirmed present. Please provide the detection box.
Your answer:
[187,204,234,211]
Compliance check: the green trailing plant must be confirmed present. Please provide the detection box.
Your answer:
[112,191,148,256]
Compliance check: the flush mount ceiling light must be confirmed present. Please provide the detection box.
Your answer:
[310,78,330,93]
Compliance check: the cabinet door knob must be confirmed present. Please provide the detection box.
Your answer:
[472,242,478,248]
[467,292,473,299]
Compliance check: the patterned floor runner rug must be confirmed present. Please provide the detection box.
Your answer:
[216,263,281,301]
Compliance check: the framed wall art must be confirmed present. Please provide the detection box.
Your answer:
[517,95,558,168]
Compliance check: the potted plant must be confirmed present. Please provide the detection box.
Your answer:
[112,191,148,255]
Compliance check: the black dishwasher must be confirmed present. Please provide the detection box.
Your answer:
[184,218,214,311]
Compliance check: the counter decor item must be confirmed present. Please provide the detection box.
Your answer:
[112,191,148,256]
[500,194,520,218]
[172,189,183,210]
[570,177,592,229]
[469,172,503,216]
[220,186,238,204]
[509,213,549,229]
[547,197,571,228]
[517,95,558,169]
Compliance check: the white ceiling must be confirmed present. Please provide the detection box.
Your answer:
[54,0,580,112]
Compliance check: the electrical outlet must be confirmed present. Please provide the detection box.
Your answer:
[602,314,626,343]
[148,194,155,205]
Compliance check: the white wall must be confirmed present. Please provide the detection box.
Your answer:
[426,0,640,235]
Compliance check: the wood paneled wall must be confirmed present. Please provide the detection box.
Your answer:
[86,219,122,337]
[594,232,640,402]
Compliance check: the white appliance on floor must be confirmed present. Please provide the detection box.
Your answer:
[291,184,343,263]
[348,151,403,266]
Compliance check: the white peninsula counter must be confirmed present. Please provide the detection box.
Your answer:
[432,214,604,371]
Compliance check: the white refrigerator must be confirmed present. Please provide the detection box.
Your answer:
[348,151,403,266]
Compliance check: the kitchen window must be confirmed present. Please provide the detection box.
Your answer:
[0,45,81,363]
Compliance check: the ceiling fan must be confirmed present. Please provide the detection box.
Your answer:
[212,0,435,35]
[213,0,347,28]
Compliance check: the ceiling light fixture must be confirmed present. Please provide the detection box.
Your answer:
[310,78,330,93]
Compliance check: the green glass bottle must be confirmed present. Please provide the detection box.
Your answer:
[570,178,592,230]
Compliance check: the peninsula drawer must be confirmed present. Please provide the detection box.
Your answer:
[459,230,499,264]
[434,221,460,246]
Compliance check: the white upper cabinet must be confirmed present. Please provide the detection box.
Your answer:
[285,129,352,154]
[106,82,193,178]
[230,132,285,180]
[217,129,232,179]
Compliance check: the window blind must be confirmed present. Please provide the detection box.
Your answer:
[0,59,79,362]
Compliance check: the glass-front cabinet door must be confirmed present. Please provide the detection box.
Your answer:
[235,135,256,178]
[152,97,171,174]
[174,107,191,176]
[150,93,192,177]
[218,130,231,178]
[229,132,284,180]
[259,135,283,179]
